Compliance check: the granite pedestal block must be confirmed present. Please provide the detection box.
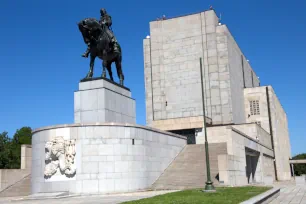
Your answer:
[74,78,136,124]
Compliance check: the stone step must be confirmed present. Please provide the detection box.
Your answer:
[151,144,227,190]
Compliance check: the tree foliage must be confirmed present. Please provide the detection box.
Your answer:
[0,131,11,168]
[0,127,32,169]
[292,153,306,176]
[13,127,32,145]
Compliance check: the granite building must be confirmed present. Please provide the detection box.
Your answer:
[144,9,291,186]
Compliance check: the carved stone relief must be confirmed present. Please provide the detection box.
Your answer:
[44,136,76,179]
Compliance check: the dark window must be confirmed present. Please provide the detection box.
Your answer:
[169,129,196,144]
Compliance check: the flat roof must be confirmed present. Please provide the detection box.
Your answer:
[151,9,218,22]
[290,159,306,164]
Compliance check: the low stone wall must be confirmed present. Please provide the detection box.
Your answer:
[0,169,30,192]
[232,123,272,149]
[31,123,186,194]
[0,145,32,192]
[241,187,280,204]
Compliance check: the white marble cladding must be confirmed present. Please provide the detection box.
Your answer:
[74,78,136,124]
[31,123,186,194]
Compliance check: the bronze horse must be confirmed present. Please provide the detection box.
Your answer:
[78,18,124,85]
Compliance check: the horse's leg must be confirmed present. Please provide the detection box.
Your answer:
[102,60,113,80]
[108,65,114,81]
[115,54,124,86]
[105,61,113,81]
[102,60,107,78]
[85,54,95,78]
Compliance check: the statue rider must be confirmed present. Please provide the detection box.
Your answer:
[82,8,119,58]
[99,8,119,52]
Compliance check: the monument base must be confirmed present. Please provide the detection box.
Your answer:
[31,123,187,194]
[80,76,127,90]
[74,77,136,124]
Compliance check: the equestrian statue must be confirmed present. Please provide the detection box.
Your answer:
[78,8,124,85]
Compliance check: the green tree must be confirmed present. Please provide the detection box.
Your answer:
[292,153,306,176]
[0,131,11,168]
[0,127,32,169]
[12,127,32,145]
[11,127,32,168]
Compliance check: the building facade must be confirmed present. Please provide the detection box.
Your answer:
[144,9,291,185]
[144,10,260,130]
[244,86,291,180]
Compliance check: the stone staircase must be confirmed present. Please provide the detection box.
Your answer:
[152,143,227,190]
[0,174,31,197]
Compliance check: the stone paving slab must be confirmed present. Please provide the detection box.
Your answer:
[0,190,178,204]
[270,182,306,204]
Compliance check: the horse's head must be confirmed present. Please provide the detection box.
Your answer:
[78,18,101,44]
[78,18,91,33]
[78,18,100,30]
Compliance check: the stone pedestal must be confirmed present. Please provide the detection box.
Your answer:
[74,77,136,124]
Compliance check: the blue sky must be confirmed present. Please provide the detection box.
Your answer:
[0,0,305,155]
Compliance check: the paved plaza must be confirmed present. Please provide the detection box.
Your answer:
[270,183,306,204]
[1,182,305,204]
[0,190,177,204]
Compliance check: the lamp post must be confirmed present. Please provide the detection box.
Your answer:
[199,58,215,192]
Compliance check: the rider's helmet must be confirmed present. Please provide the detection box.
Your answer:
[100,8,107,16]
